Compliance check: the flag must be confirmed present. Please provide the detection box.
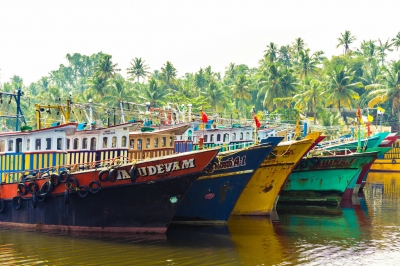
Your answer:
[356,106,362,121]
[377,106,385,114]
[201,111,208,123]
[254,115,261,128]
[368,114,374,122]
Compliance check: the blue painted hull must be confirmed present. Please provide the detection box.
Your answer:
[173,139,282,224]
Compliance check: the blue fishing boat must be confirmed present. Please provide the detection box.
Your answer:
[172,137,283,224]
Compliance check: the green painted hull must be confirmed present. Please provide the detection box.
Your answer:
[278,152,378,205]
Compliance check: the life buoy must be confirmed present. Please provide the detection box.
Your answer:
[58,171,70,183]
[300,160,308,168]
[109,169,118,182]
[78,185,89,198]
[129,167,139,183]
[67,177,79,191]
[17,183,28,196]
[311,157,321,165]
[32,194,37,209]
[50,174,60,187]
[64,189,69,204]
[89,180,101,194]
[27,181,39,194]
[12,196,23,210]
[0,199,6,214]
[98,170,110,182]
[392,159,396,164]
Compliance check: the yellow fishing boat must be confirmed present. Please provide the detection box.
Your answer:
[370,137,400,172]
[231,132,321,216]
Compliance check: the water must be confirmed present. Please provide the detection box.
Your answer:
[1,172,400,265]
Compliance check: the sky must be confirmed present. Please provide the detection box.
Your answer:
[0,0,399,85]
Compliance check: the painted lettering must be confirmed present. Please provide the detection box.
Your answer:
[148,166,157,175]
[181,158,195,169]
[156,164,165,174]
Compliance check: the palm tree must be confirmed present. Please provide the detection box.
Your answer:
[294,49,318,79]
[94,54,120,80]
[294,78,324,124]
[126,57,150,83]
[337,30,356,54]
[391,32,400,51]
[292,37,306,54]
[160,61,177,90]
[206,81,225,114]
[194,68,208,96]
[264,42,279,63]
[139,78,170,107]
[366,60,400,126]
[325,65,362,123]
[231,75,252,116]
[278,45,292,67]
[377,38,393,66]
[355,40,377,62]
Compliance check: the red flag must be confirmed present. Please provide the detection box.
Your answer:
[254,115,261,129]
[201,111,208,123]
[356,106,362,120]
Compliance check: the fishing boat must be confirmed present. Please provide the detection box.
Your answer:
[230,132,322,216]
[0,90,220,233]
[278,151,379,205]
[172,138,282,224]
[370,134,400,173]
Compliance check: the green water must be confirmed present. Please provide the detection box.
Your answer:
[0,172,400,265]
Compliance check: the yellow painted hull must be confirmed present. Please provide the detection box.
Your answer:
[231,132,320,216]
[371,147,400,172]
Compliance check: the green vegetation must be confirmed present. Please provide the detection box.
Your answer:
[1,31,400,130]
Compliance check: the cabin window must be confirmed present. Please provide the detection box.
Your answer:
[57,138,63,150]
[112,136,117,148]
[73,138,79,150]
[146,138,150,149]
[246,132,250,140]
[26,138,30,151]
[137,139,142,150]
[46,138,52,150]
[240,132,243,140]
[162,137,166,147]
[154,138,159,148]
[217,134,221,142]
[67,138,70,149]
[224,133,229,143]
[102,137,108,148]
[204,135,208,142]
[82,138,88,149]
[122,136,127,147]
[7,139,14,152]
[0,140,5,152]
[90,137,97,150]
[169,136,173,147]
[130,139,134,149]
[210,134,214,142]
[187,130,192,141]
[35,139,41,150]
[232,133,236,141]
[16,138,22,152]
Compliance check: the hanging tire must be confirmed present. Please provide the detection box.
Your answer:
[12,196,23,210]
[109,169,118,182]
[89,180,101,194]
[58,171,70,183]
[0,199,6,214]
[129,167,139,183]
[300,160,308,168]
[50,174,60,187]
[78,185,89,198]
[67,177,80,192]
[27,181,39,194]
[32,194,37,209]
[37,194,46,203]
[98,170,110,182]
[311,157,321,165]
[17,183,28,196]
[64,189,69,204]
[40,181,54,198]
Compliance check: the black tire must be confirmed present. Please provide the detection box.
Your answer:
[58,171,70,183]
[32,194,37,209]
[78,185,89,198]
[12,196,23,210]
[64,189,69,204]
[68,177,80,192]
[109,169,118,182]
[37,194,46,203]
[40,181,54,197]
[0,199,6,214]
[89,180,101,194]
[311,157,321,165]
[17,183,28,196]
[129,167,139,183]
[27,181,39,194]
[98,170,110,182]
[299,160,308,168]
[50,174,60,187]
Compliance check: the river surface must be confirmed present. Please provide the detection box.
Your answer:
[1,172,400,265]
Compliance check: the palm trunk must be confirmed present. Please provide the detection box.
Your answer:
[313,98,317,125]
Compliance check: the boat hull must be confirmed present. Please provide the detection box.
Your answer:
[231,132,321,216]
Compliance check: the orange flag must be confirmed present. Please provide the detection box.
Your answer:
[254,115,261,128]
